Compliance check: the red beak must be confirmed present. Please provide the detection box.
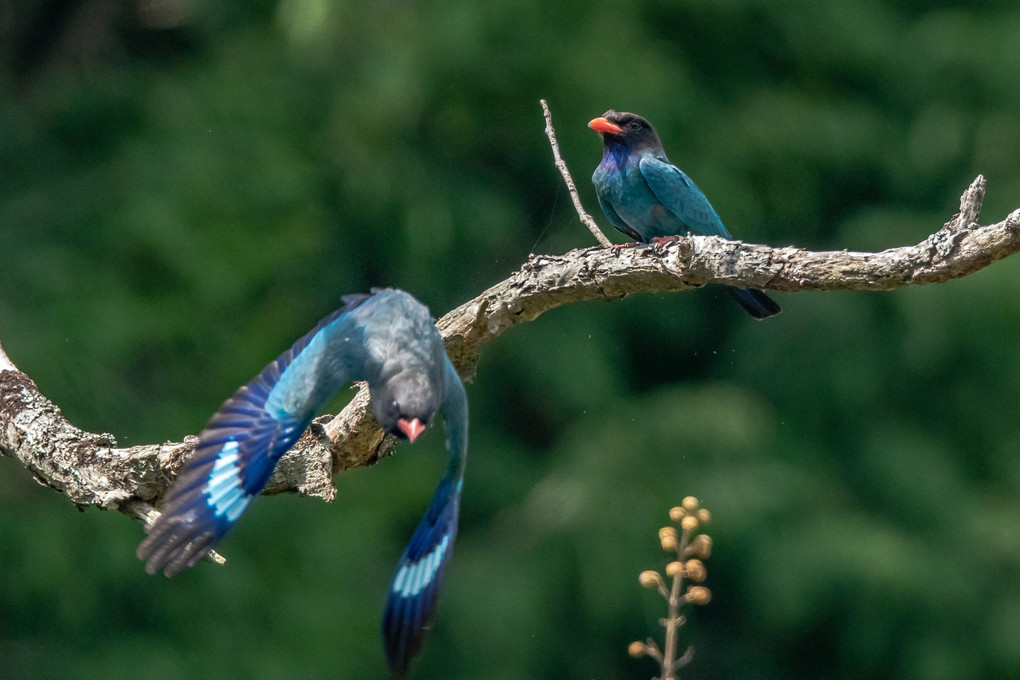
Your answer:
[396,418,427,443]
[588,116,623,135]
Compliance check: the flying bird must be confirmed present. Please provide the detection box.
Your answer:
[137,288,468,678]
[589,110,780,319]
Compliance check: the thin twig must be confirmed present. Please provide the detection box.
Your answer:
[642,638,664,664]
[539,98,614,248]
[672,646,695,674]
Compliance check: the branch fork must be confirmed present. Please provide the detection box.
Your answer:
[2,102,1019,559]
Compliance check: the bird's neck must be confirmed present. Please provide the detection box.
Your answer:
[601,138,666,170]
[600,141,637,173]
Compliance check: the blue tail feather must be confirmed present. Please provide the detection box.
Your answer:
[383,479,462,678]
[726,286,781,319]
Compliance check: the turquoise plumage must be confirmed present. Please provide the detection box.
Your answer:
[137,288,467,677]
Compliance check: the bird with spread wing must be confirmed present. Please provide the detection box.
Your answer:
[137,287,467,678]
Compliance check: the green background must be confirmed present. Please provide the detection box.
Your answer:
[3,1,1020,678]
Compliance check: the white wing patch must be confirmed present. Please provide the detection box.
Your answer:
[392,533,451,598]
[204,440,252,522]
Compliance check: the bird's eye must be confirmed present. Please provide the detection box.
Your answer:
[628,120,642,130]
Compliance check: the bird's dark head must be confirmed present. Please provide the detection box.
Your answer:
[372,370,439,443]
[588,110,663,153]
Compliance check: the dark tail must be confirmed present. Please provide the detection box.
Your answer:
[727,287,781,320]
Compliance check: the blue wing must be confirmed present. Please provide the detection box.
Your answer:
[383,356,468,678]
[640,156,781,318]
[639,154,733,239]
[137,295,371,577]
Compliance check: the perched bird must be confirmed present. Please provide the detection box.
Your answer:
[137,288,468,678]
[589,110,780,319]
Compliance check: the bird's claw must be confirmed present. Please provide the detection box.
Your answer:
[649,235,681,247]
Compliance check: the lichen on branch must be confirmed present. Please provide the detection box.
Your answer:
[1,108,1018,531]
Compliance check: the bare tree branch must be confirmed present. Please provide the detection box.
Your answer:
[2,136,1019,540]
[540,98,615,248]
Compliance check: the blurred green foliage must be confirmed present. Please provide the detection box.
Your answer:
[2,1,1020,678]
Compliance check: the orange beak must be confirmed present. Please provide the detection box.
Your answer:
[588,116,623,135]
[396,418,427,443]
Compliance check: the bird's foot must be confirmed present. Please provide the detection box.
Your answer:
[649,235,681,247]
[611,242,642,250]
